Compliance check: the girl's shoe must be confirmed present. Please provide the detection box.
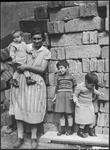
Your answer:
[77,128,88,138]
[57,126,65,136]
[89,127,97,136]
[66,126,73,135]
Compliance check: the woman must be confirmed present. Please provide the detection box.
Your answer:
[9,27,51,149]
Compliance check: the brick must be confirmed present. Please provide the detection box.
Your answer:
[48,61,58,73]
[65,17,104,33]
[47,86,56,99]
[100,101,109,113]
[1,91,6,102]
[51,33,82,47]
[104,59,109,73]
[74,73,86,84]
[89,58,97,71]
[50,6,80,21]
[97,73,104,87]
[82,31,90,44]
[97,59,104,72]
[47,99,54,111]
[105,18,109,31]
[5,89,10,100]
[57,47,66,60]
[82,58,90,72]
[34,5,48,20]
[101,46,109,59]
[98,87,109,101]
[95,126,102,134]
[66,45,101,59]
[43,33,50,46]
[98,1,109,7]
[102,127,109,135]
[50,48,57,60]
[47,21,65,34]
[1,47,10,61]
[80,3,98,17]
[68,60,82,74]
[19,19,49,33]
[48,73,55,86]
[98,32,109,45]
[89,31,98,44]
[48,1,65,8]
[104,73,109,87]
[1,78,7,91]
[97,112,106,127]
[105,113,109,127]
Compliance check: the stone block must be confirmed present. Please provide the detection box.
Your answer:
[47,99,54,111]
[1,78,7,91]
[51,33,82,47]
[49,6,80,21]
[66,45,101,59]
[50,48,57,60]
[104,73,109,87]
[102,127,109,135]
[80,3,98,17]
[57,47,66,60]
[65,17,104,33]
[98,32,109,45]
[34,5,49,20]
[1,91,6,103]
[47,86,56,99]
[5,89,10,100]
[97,59,104,72]
[101,46,109,59]
[48,61,58,73]
[48,1,65,8]
[98,87,109,101]
[99,101,109,113]
[82,58,90,72]
[104,59,109,73]
[89,58,97,71]
[68,60,82,74]
[97,112,106,127]
[105,113,109,127]
[105,17,109,31]
[97,73,104,86]
[82,31,90,44]
[48,73,55,86]
[89,31,98,44]
[97,1,109,7]
[95,126,102,134]
[74,73,86,84]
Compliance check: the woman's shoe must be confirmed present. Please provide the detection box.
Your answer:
[13,138,24,148]
[77,128,88,138]
[89,127,97,136]
[57,126,65,136]
[66,126,73,135]
[31,138,38,149]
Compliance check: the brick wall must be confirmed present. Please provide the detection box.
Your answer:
[1,1,109,134]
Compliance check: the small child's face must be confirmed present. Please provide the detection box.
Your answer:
[58,65,68,74]
[13,32,22,43]
[85,80,95,90]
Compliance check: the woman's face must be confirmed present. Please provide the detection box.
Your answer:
[32,34,43,48]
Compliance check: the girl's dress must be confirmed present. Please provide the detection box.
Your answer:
[74,82,96,125]
[9,44,51,124]
[54,72,77,114]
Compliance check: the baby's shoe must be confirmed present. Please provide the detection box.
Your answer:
[11,79,19,87]
[26,77,36,85]
[57,126,65,136]
[77,128,88,138]
[66,126,73,135]
[89,127,97,136]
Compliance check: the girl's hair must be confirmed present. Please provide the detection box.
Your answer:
[11,29,23,37]
[85,72,98,85]
[56,60,69,69]
[31,27,45,41]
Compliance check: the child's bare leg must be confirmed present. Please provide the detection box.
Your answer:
[57,113,66,136]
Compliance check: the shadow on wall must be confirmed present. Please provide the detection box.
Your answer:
[1,34,13,49]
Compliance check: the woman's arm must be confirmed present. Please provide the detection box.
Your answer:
[18,59,48,74]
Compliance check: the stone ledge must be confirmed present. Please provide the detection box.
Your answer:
[40,131,109,147]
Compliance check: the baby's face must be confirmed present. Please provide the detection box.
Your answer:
[58,65,68,75]
[85,80,95,90]
[13,32,22,43]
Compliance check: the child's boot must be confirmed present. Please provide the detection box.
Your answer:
[77,128,88,138]
[57,126,65,136]
[11,79,19,87]
[89,127,97,136]
[26,77,36,85]
[66,126,73,135]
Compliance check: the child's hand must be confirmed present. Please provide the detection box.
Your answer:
[76,102,80,107]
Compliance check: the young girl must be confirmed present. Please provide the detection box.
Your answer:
[73,72,104,138]
[9,29,36,87]
[53,60,77,136]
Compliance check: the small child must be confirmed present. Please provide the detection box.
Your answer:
[9,29,36,87]
[53,60,77,136]
[73,72,104,138]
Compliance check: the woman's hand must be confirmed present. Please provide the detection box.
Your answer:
[17,64,28,73]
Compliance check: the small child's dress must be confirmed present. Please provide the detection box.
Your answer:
[54,72,77,114]
[74,82,99,125]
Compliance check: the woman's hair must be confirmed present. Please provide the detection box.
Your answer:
[31,27,45,41]
[56,60,69,69]
[11,29,23,37]
[85,72,98,85]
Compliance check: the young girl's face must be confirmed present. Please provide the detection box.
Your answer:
[85,80,95,90]
[13,32,22,43]
[58,65,68,74]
